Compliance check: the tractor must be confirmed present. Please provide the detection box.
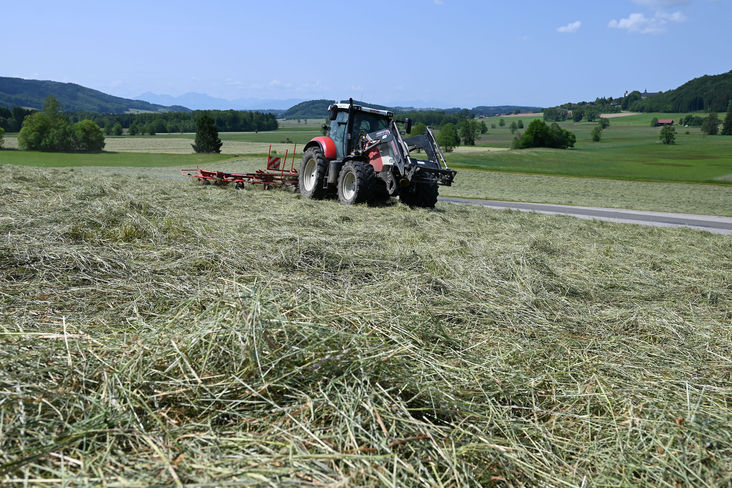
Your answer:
[299,99,456,207]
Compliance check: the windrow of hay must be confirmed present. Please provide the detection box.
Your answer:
[1,164,730,486]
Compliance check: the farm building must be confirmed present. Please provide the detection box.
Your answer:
[656,119,674,126]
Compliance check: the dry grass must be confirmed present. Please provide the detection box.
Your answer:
[1,165,731,486]
[102,136,295,155]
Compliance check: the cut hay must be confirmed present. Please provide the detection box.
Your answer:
[1,165,730,486]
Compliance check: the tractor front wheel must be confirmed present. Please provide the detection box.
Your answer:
[337,160,375,205]
[299,146,328,199]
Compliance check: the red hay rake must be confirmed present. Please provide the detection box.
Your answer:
[181,145,299,189]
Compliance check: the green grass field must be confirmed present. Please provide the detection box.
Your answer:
[2,165,730,486]
[451,114,732,184]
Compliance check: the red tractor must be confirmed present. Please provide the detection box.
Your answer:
[299,99,456,207]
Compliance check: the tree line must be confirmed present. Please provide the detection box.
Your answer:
[0,106,278,134]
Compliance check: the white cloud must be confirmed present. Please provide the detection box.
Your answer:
[557,21,582,33]
[609,11,685,34]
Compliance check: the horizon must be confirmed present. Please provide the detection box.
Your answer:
[2,0,731,109]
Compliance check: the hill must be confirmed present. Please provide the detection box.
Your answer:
[281,99,544,120]
[637,70,732,112]
[549,70,732,117]
[0,77,190,113]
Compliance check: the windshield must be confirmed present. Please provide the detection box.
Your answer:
[352,112,390,135]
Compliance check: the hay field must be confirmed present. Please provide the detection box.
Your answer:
[1,165,730,486]
[104,136,297,156]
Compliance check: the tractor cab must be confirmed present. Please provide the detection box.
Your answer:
[327,103,393,159]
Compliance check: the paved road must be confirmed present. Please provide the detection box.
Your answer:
[439,197,732,235]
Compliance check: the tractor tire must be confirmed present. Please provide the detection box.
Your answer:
[337,160,375,205]
[299,146,328,199]
[400,178,439,208]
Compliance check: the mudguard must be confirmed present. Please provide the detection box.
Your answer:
[304,137,337,159]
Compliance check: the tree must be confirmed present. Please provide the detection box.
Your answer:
[722,104,732,135]
[650,117,659,127]
[17,96,105,152]
[458,119,479,145]
[509,121,518,134]
[18,96,75,152]
[411,122,427,136]
[572,110,584,122]
[480,120,488,134]
[598,117,610,129]
[436,123,459,152]
[498,118,505,127]
[517,120,524,129]
[701,113,719,135]
[547,122,576,148]
[192,115,222,153]
[591,126,603,142]
[660,125,676,144]
[73,120,105,152]
[0,126,4,149]
[585,109,600,122]
[112,122,123,136]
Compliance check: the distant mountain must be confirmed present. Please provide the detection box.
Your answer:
[280,99,544,119]
[636,70,732,112]
[135,92,304,111]
[0,77,190,113]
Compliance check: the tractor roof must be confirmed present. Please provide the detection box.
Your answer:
[330,103,393,118]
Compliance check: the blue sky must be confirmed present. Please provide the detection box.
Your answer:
[2,0,730,108]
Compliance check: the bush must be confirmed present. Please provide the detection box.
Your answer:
[598,118,610,129]
[591,126,603,142]
[514,120,575,149]
[660,125,676,144]
[650,117,659,127]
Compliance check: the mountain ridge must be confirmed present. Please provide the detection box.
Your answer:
[0,77,190,113]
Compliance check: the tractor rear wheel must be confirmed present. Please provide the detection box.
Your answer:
[337,160,375,205]
[400,178,439,208]
[300,146,328,199]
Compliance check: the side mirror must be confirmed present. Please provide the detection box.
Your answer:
[404,118,412,134]
[329,107,338,121]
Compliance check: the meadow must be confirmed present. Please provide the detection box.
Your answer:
[3,112,730,185]
[1,164,730,486]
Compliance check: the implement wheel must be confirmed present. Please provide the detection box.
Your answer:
[299,146,328,199]
[337,160,375,205]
